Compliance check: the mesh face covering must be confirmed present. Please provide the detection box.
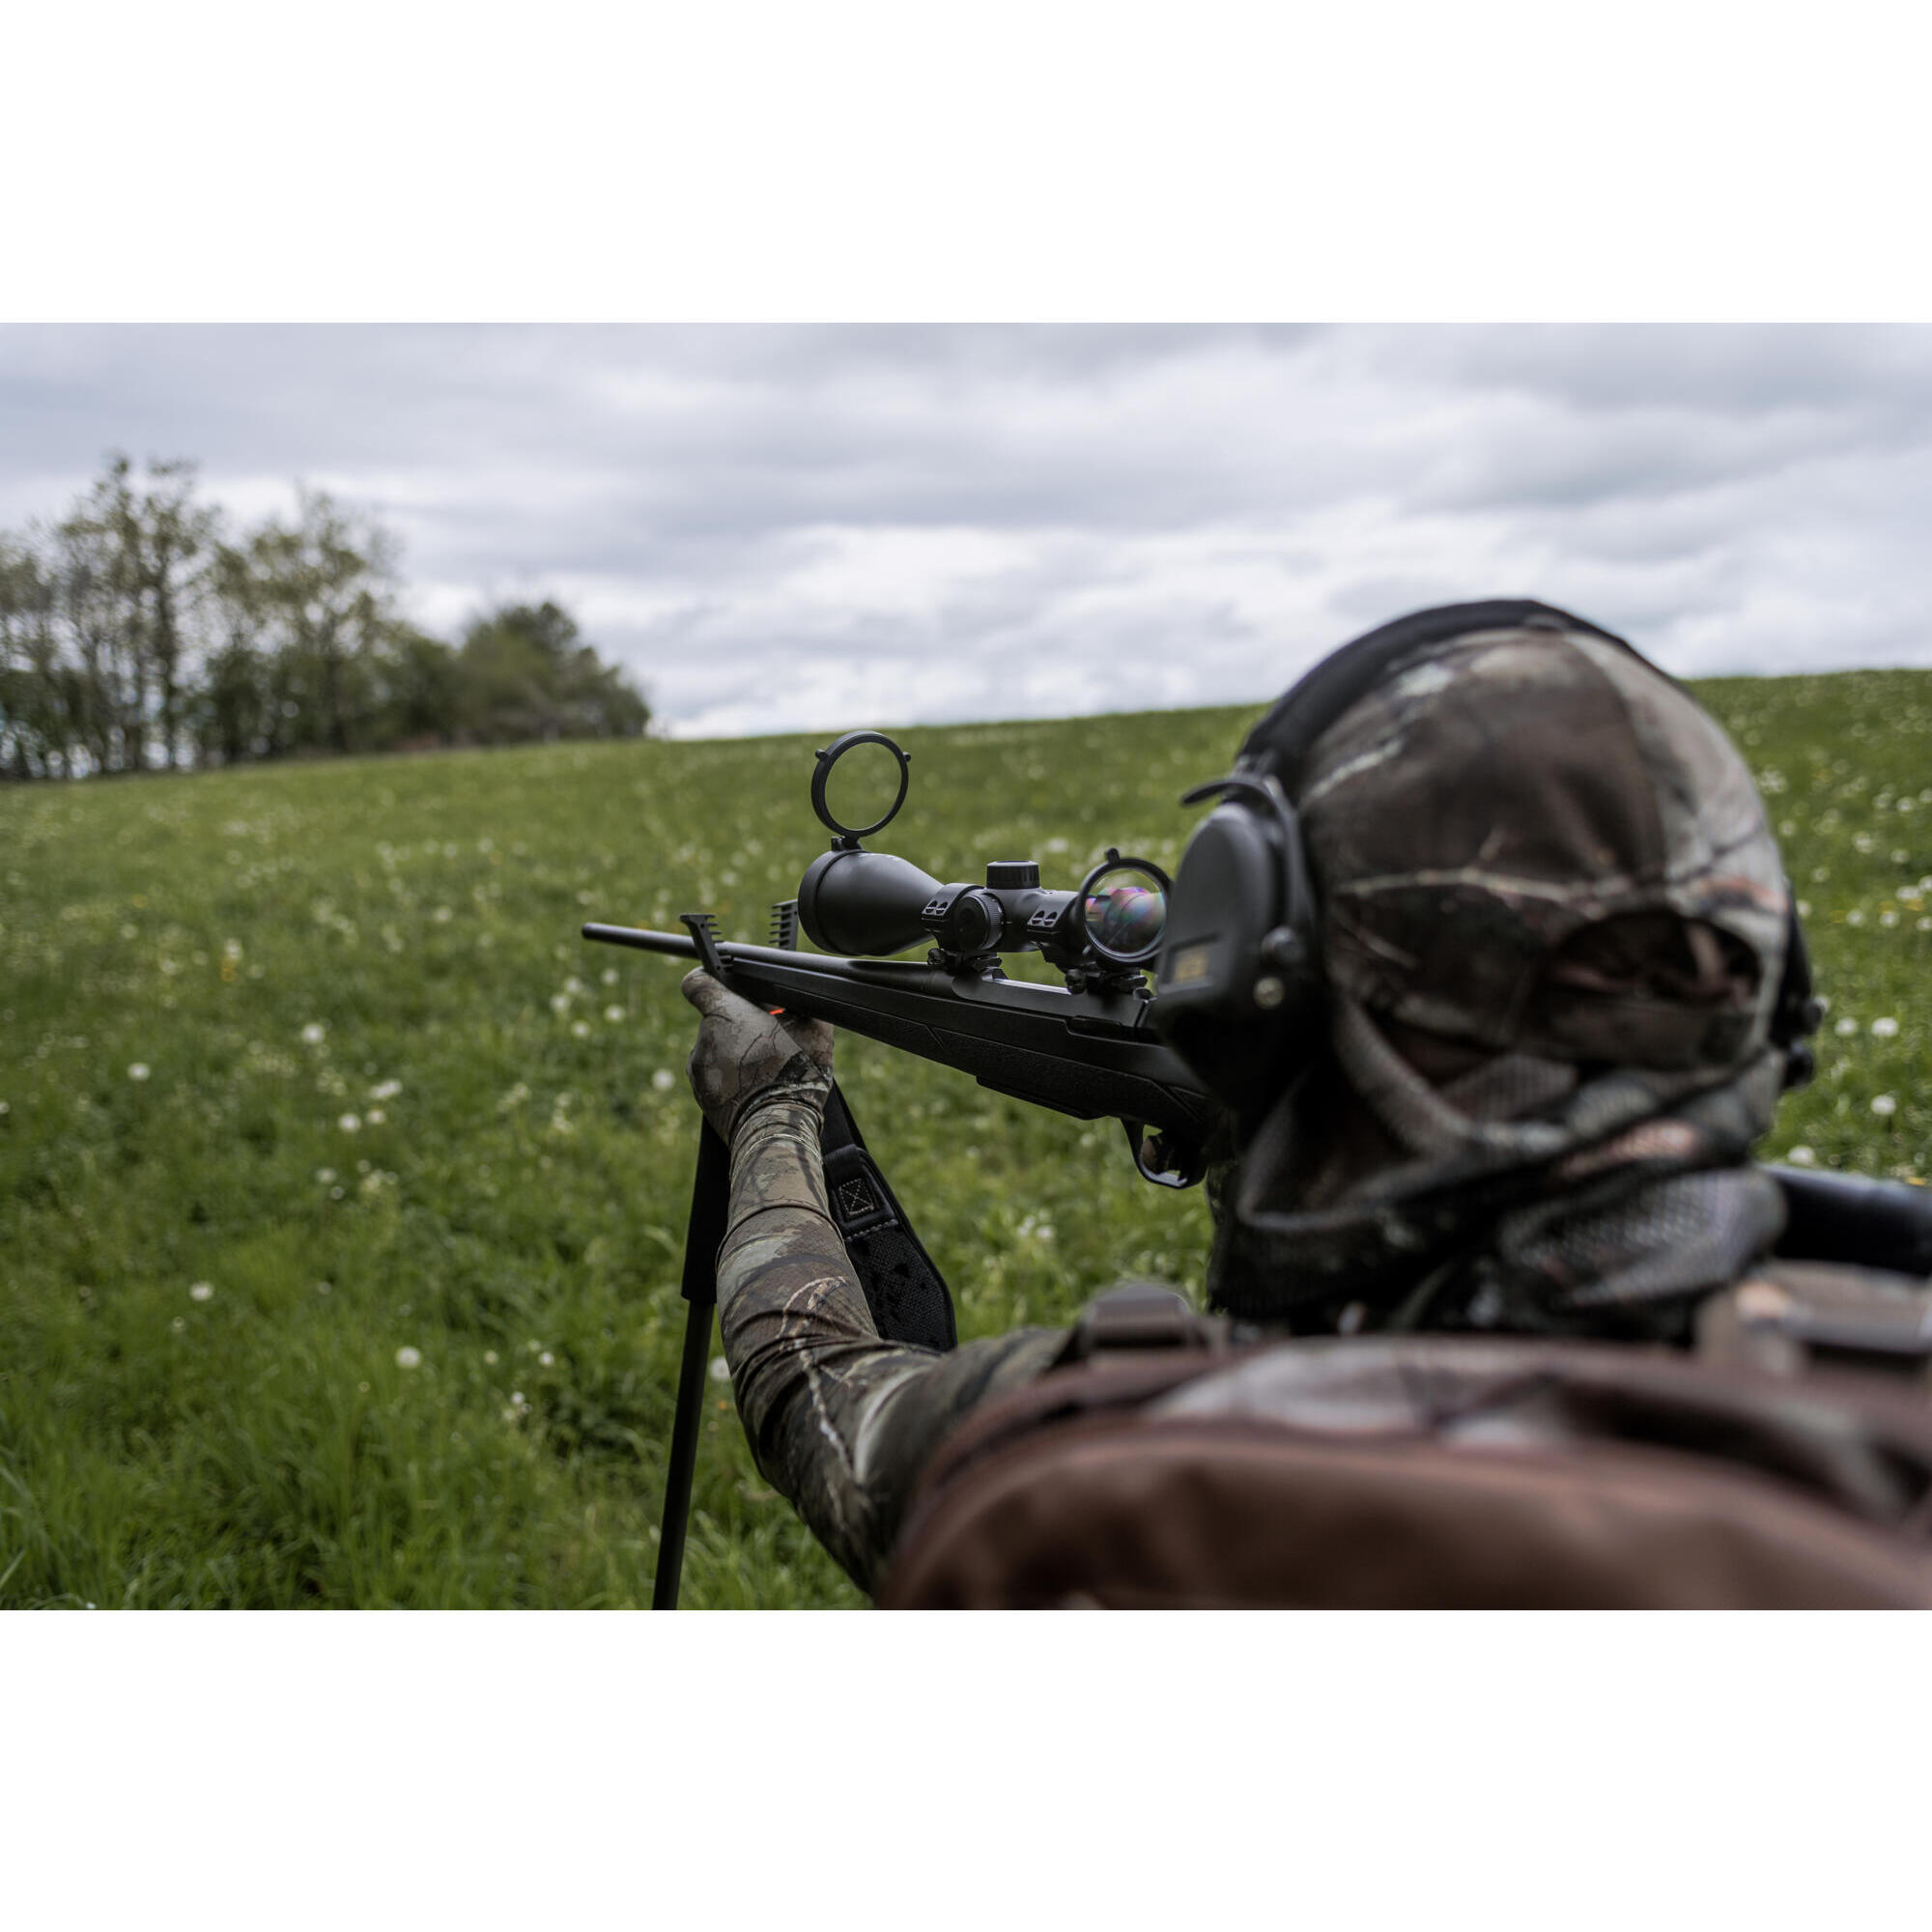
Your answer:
[1208,623,1793,1338]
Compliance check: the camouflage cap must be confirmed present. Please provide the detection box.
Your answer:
[1281,621,1790,1069]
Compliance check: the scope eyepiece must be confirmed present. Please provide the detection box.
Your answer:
[1074,850,1171,968]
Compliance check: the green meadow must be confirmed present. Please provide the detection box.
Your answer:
[4,675,1930,1608]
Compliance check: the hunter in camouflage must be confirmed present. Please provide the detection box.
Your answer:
[679,611,1919,1596]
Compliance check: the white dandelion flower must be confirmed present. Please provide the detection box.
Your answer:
[601,968,619,986]
[484,1349,498,1365]
[395,1346,422,1370]
[315,1167,335,1184]
[127,1063,151,1081]
[708,1356,731,1384]
[366,1108,386,1125]
[1835,1016,1860,1037]
[571,1020,591,1038]
[339,1112,361,1133]
[1871,1016,1900,1038]
[605,1005,625,1023]
[189,1282,213,1302]
[171,1316,185,1333]
[1871,1094,1898,1117]
[369,1079,402,1100]
[1786,1145,1818,1167]
[301,1022,327,1045]
[538,1350,554,1367]
[652,1068,677,1093]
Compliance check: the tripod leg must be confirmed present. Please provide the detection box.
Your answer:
[652,1122,729,1610]
[652,1295,715,1609]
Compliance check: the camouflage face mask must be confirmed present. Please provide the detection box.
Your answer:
[1208,621,1794,1336]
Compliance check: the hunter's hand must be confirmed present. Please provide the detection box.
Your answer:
[680,968,836,1142]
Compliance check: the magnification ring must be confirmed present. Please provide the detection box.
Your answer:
[810,730,912,839]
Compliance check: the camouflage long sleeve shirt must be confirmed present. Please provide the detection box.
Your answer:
[716,1095,1064,1594]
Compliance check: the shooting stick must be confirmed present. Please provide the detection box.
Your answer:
[653,1120,728,1610]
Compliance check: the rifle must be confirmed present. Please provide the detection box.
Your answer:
[585,729,1932,1605]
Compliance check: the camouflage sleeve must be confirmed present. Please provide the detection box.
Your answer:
[716,1095,1065,1593]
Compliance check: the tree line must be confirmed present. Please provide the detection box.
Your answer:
[0,456,650,780]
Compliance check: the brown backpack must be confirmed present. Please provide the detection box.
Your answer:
[878,1283,1932,1608]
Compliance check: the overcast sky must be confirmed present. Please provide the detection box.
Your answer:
[4,325,1930,738]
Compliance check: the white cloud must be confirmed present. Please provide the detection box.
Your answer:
[4,324,1931,734]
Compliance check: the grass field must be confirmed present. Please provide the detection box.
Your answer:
[4,674,1931,1608]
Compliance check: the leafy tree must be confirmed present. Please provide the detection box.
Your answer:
[215,489,404,756]
[106,458,216,770]
[378,628,464,749]
[1,469,652,777]
[457,600,649,744]
[0,535,65,779]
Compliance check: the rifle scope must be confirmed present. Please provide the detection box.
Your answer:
[796,729,1171,981]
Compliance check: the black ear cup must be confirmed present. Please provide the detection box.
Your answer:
[1772,897,1823,1090]
[1154,790,1322,1115]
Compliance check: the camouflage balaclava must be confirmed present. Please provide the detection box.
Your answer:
[1208,611,1795,1339]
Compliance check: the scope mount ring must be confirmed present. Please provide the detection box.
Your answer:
[811,730,912,841]
[1074,848,1174,968]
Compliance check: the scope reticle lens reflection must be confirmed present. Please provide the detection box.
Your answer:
[1082,867,1167,962]
[823,738,904,835]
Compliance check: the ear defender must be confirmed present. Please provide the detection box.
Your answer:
[1771,895,1823,1090]
[1153,772,1322,1116]
[1155,607,1614,1114]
